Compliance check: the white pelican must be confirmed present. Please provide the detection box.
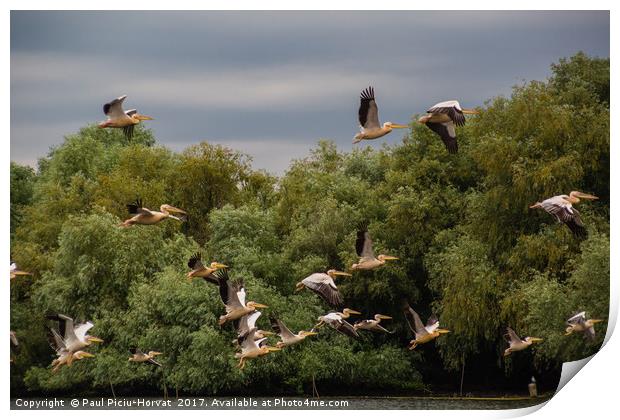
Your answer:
[46,314,103,353]
[353,86,408,144]
[351,228,398,271]
[98,95,153,141]
[530,191,598,237]
[10,262,31,280]
[214,270,268,326]
[129,348,163,367]
[315,309,361,339]
[353,314,393,334]
[270,316,317,348]
[295,269,351,308]
[186,253,228,284]
[48,327,94,372]
[233,310,274,346]
[565,312,604,340]
[503,327,543,356]
[403,304,449,349]
[235,328,280,370]
[121,198,187,227]
[418,100,478,154]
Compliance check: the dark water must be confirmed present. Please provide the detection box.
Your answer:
[11,395,550,410]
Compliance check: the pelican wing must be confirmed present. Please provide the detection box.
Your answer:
[211,269,231,304]
[47,314,79,344]
[301,273,343,308]
[425,315,440,333]
[103,95,128,118]
[425,121,458,154]
[355,229,375,259]
[188,253,205,270]
[403,305,428,336]
[540,197,586,237]
[358,87,380,130]
[567,311,587,325]
[222,280,245,312]
[47,327,66,356]
[126,198,152,216]
[10,331,18,346]
[428,100,466,126]
[73,321,94,342]
[239,328,260,352]
[237,311,262,337]
[130,347,146,357]
[270,316,296,340]
[504,327,522,345]
[125,109,137,117]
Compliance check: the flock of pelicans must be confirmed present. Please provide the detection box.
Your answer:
[9,88,605,379]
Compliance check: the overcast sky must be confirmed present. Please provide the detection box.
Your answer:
[10,11,609,175]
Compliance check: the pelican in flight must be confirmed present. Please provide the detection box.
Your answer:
[530,191,598,237]
[315,309,361,339]
[354,314,393,334]
[233,310,274,346]
[48,328,94,372]
[214,270,268,326]
[235,328,280,370]
[403,303,449,349]
[99,95,153,140]
[353,86,408,144]
[121,198,187,227]
[129,348,163,367]
[46,314,103,353]
[295,269,350,308]
[10,262,31,280]
[351,228,398,271]
[186,253,228,283]
[418,100,478,154]
[503,327,543,356]
[270,316,318,348]
[565,312,604,340]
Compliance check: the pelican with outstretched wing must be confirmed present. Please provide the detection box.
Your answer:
[503,327,543,356]
[270,316,317,348]
[295,269,350,308]
[186,253,228,284]
[121,197,187,227]
[46,314,103,353]
[10,262,31,280]
[418,100,478,154]
[315,309,361,339]
[234,328,280,370]
[565,312,604,341]
[354,314,393,334]
[129,348,163,367]
[214,270,268,326]
[351,228,398,271]
[98,95,153,140]
[403,303,449,349]
[353,86,408,144]
[530,191,598,237]
[233,310,274,346]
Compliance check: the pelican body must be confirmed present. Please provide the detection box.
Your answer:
[403,304,449,349]
[295,269,351,308]
[353,87,408,143]
[98,95,153,140]
[418,100,478,154]
[47,327,94,372]
[46,314,103,353]
[315,308,361,339]
[186,252,228,283]
[213,270,268,326]
[530,191,598,237]
[351,228,398,271]
[354,314,393,333]
[235,328,280,370]
[270,316,317,348]
[503,327,543,356]
[121,198,187,227]
[565,312,603,340]
[129,348,163,366]
[10,262,31,280]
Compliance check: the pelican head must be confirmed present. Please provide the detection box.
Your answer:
[565,326,575,336]
[86,336,104,344]
[300,330,318,337]
[383,122,408,131]
[340,308,362,318]
[247,301,268,310]
[73,351,95,360]
[374,314,393,321]
[209,262,228,269]
[132,114,154,121]
[327,269,352,279]
[160,204,187,214]
[378,255,399,263]
[148,351,163,357]
[525,337,544,345]
[294,282,305,292]
[461,109,479,115]
[568,191,599,203]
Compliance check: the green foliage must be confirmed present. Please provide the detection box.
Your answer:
[10,53,609,395]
